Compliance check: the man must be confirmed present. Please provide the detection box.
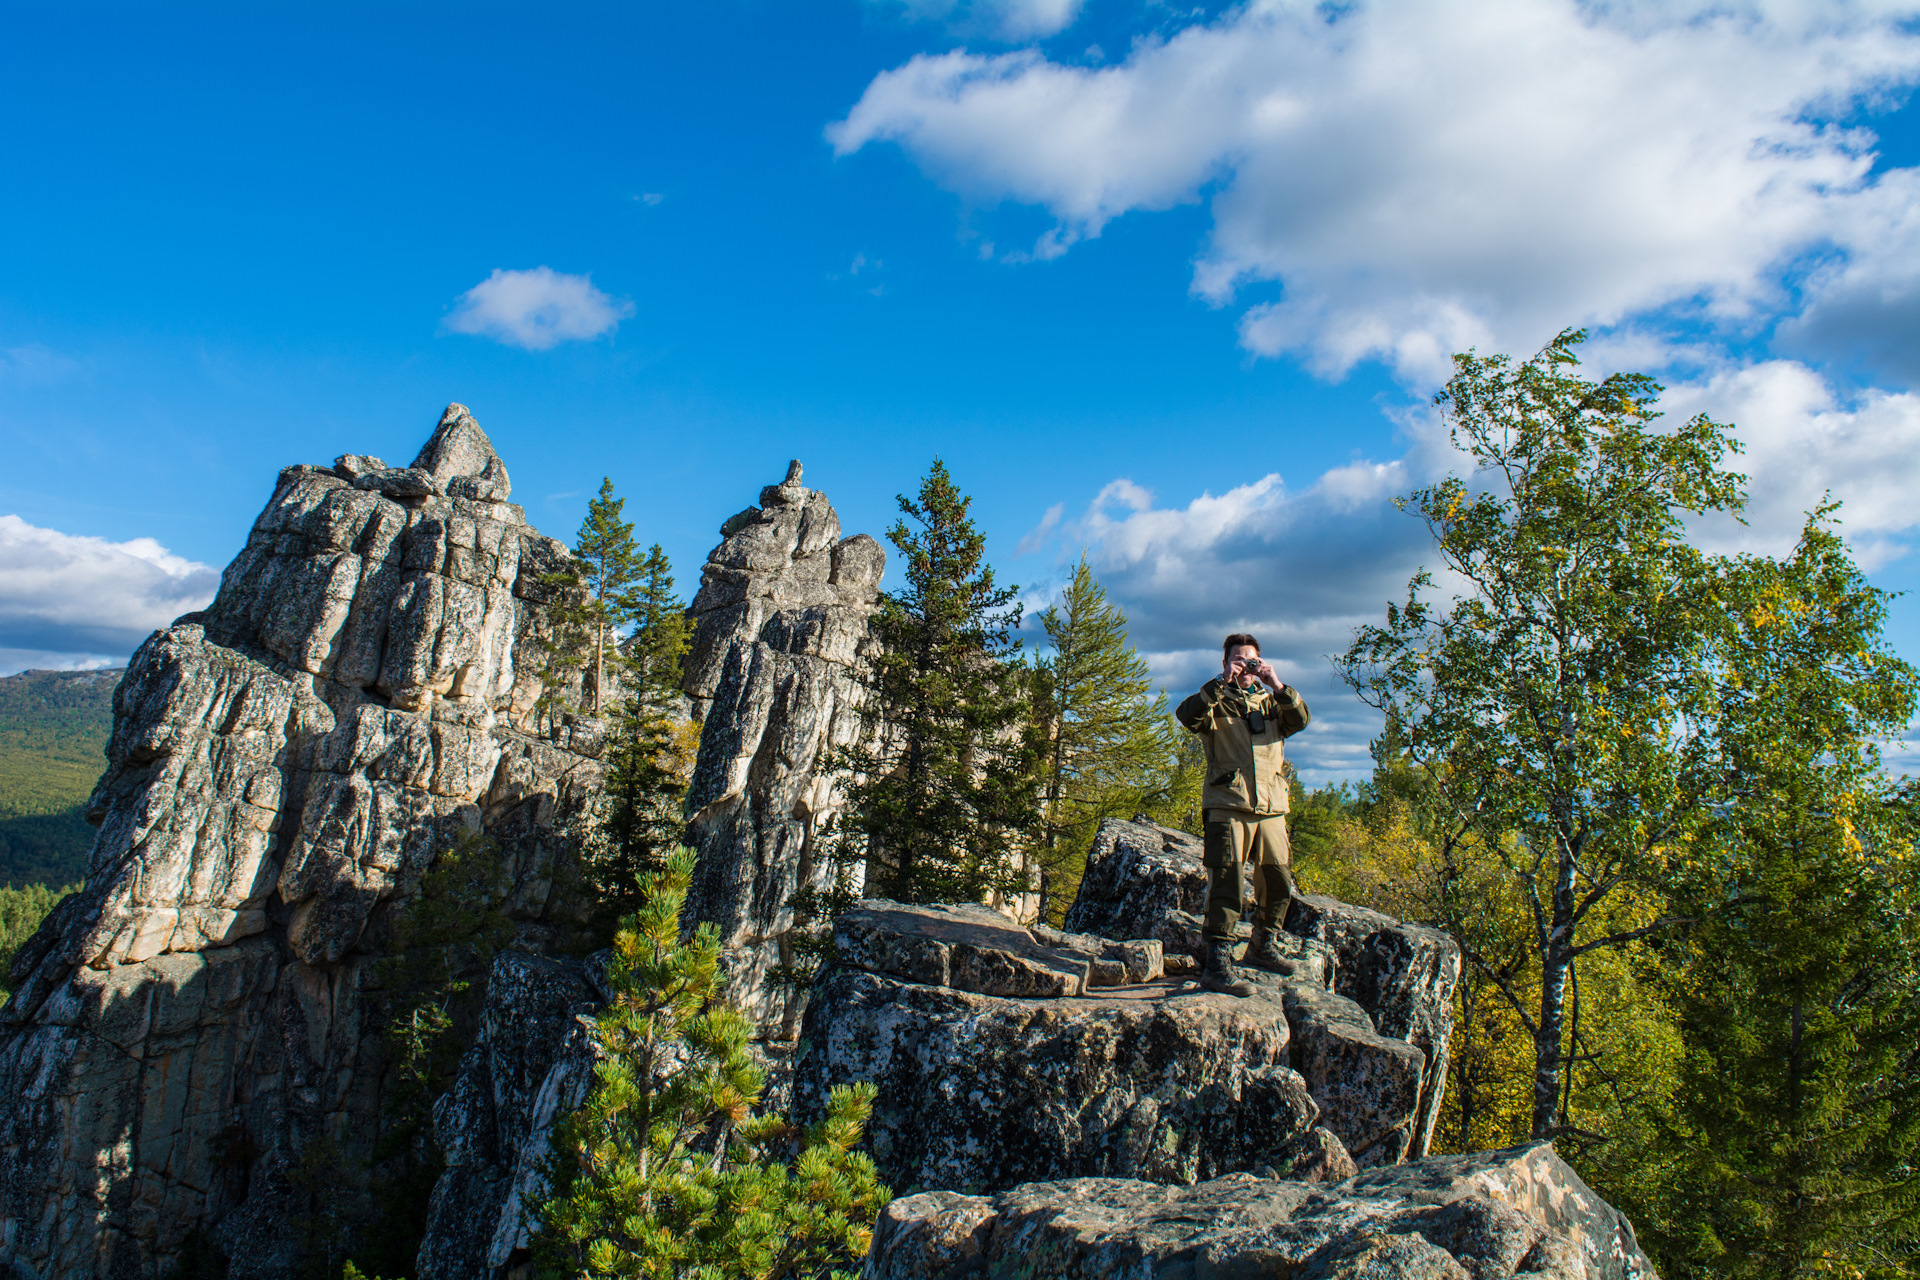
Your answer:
[1174,634,1311,997]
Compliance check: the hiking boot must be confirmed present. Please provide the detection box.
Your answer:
[1200,939,1255,998]
[1243,925,1303,977]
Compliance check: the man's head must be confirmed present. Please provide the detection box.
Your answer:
[1223,633,1261,687]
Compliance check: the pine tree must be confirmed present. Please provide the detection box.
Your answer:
[837,459,1041,906]
[591,544,695,924]
[571,477,643,714]
[531,849,890,1278]
[1031,557,1180,920]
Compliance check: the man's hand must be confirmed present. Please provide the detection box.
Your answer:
[1248,657,1285,693]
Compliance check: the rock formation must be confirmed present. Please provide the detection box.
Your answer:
[1066,817,1462,1158]
[415,951,606,1280]
[678,461,885,1034]
[791,868,1450,1196]
[0,406,604,1280]
[866,1141,1658,1280]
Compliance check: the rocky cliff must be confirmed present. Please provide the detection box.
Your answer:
[678,461,884,1035]
[0,407,603,1280]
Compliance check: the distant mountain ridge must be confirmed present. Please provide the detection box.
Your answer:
[0,666,120,887]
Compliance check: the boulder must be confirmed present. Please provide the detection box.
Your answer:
[679,460,885,1036]
[793,965,1319,1195]
[1288,894,1462,1159]
[792,893,1466,1193]
[0,406,601,1280]
[865,1140,1659,1280]
[1064,818,1460,1158]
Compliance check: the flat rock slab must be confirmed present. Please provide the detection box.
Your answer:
[794,967,1317,1194]
[835,900,1164,999]
[866,1140,1658,1280]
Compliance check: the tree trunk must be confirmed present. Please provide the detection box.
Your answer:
[592,619,605,714]
[1531,835,1578,1139]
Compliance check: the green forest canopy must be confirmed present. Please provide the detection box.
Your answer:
[0,666,118,888]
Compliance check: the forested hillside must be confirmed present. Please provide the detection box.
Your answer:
[0,666,118,888]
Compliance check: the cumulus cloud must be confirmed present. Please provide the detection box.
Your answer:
[832,0,1920,382]
[1777,167,1920,386]
[1661,360,1920,567]
[0,515,218,663]
[443,267,635,351]
[1034,354,1920,782]
[1029,463,1437,781]
[872,0,1084,40]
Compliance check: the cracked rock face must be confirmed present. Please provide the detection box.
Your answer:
[1065,818,1461,1159]
[0,405,603,1280]
[795,891,1442,1199]
[794,964,1320,1196]
[866,1141,1658,1280]
[416,951,605,1280]
[680,461,885,1036]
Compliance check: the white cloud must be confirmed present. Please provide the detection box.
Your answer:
[872,0,1085,41]
[1032,351,1920,782]
[832,0,1920,383]
[0,515,218,662]
[1778,166,1920,385]
[1661,360,1920,568]
[443,267,635,351]
[1024,463,1437,782]
[1016,501,1065,555]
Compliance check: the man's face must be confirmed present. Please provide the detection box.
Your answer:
[1226,644,1261,687]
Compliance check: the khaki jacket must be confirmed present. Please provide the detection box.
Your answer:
[1175,678,1311,815]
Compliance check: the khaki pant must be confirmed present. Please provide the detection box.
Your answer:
[1202,809,1294,941]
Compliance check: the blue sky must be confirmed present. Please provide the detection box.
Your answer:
[3,0,1918,782]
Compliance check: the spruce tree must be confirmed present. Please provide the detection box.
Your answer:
[531,850,889,1278]
[838,458,1041,906]
[592,544,694,924]
[1638,516,1920,1277]
[570,477,643,714]
[1031,557,1179,919]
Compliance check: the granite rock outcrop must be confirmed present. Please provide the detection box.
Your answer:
[866,1141,1657,1280]
[415,951,607,1280]
[791,893,1439,1196]
[1066,818,1460,1158]
[0,406,603,1280]
[679,460,885,1035]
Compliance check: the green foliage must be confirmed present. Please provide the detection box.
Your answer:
[0,881,77,1001]
[533,849,890,1278]
[1030,558,1182,921]
[0,667,119,886]
[571,477,645,715]
[836,458,1042,905]
[1335,330,1920,1268]
[532,480,647,733]
[1632,519,1920,1277]
[588,543,695,927]
[0,667,118,815]
[1338,327,1748,1140]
